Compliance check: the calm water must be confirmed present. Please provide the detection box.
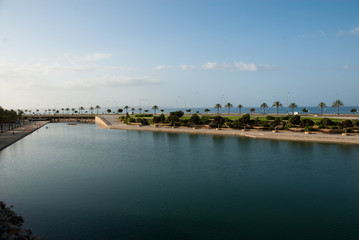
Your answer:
[0,123,359,240]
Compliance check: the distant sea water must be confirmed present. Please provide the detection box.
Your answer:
[0,123,359,240]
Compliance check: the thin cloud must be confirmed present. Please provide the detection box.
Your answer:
[343,65,359,70]
[351,26,359,35]
[180,64,196,71]
[199,61,277,72]
[85,53,112,61]
[156,65,174,70]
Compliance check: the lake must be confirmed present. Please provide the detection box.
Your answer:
[1,123,359,240]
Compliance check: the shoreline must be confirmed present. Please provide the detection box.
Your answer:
[97,115,359,145]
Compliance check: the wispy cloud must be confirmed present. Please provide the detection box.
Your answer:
[199,61,276,72]
[343,65,359,70]
[85,53,112,61]
[180,64,196,71]
[156,65,174,70]
[54,76,161,89]
[351,26,359,35]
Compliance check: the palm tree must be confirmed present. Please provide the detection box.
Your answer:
[260,103,268,114]
[65,108,70,114]
[131,108,135,113]
[225,103,233,114]
[288,102,298,114]
[250,108,255,113]
[71,108,75,114]
[317,102,327,115]
[204,108,210,114]
[90,106,94,114]
[79,106,84,114]
[214,104,222,114]
[237,104,243,114]
[95,105,101,114]
[124,106,129,113]
[332,99,344,115]
[272,101,283,114]
[138,107,142,114]
[152,105,159,115]
[61,108,64,114]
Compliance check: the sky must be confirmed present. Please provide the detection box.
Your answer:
[0,0,358,110]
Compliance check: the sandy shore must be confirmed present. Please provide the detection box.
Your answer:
[0,121,49,151]
[97,115,359,145]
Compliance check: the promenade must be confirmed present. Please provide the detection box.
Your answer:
[97,115,359,145]
[0,121,49,151]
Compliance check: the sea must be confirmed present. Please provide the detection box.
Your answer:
[0,123,358,239]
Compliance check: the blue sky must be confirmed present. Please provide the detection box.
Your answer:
[0,0,358,110]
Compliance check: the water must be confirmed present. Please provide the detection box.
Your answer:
[0,123,359,240]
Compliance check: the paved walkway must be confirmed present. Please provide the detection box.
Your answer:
[0,121,49,151]
[98,115,359,145]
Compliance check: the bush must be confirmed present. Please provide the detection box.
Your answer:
[288,115,301,125]
[300,119,314,128]
[266,115,275,120]
[211,116,225,128]
[135,114,153,117]
[354,121,359,127]
[200,116,211,124]
[330,126,338,130]
[169,110,184,118]
[318,124,324,129]
[338,120,353,129]
[319,118,333,128]
[280,115,290,120]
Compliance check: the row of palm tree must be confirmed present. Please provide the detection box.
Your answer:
[214,100,345,115]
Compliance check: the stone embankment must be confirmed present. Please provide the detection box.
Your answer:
[0,201,41,240]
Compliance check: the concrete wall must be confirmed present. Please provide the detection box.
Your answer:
[95,116,110,128]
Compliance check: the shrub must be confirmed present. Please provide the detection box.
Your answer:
[354,121,359,127]
[330,126,338,130]
[288,115,301,125]
[319,118,333,128]
[300,119,314,128]
[318,124,324,129]
[211,116,225,128]
[266,115,275,120]
[338,120,353,129]
[169,110,184,118]
[200,116,211,124]
[280,115,290,120]
[135,114,153,117]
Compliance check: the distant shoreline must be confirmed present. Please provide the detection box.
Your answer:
[96,116,359,145]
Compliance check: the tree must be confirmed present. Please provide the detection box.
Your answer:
[186,109,191,113]
[225,103,233,114]
[118,109,123,114]
[124,106,129,113]
[250,108,255,113]
[288,102,298,114]
[152,105,159,115]
[350,108,357,113]
[272,101,283,114]
[204,108,210,114]
[107,109,111,114]
[332,100,344,115]
[71,108,75,114]
[237,104,243,114]
[214,104,222,114]
[138,107,142,114]
[302,108,309,113]
[90,106,94,114]
[79,106,84,114]
[61,108,64,114]
[65,108,70,114]
[131,108,135,113]
[260,103,268,114]
[95,105,101,114]
[317,102,327,115]
[160,109,164,113]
